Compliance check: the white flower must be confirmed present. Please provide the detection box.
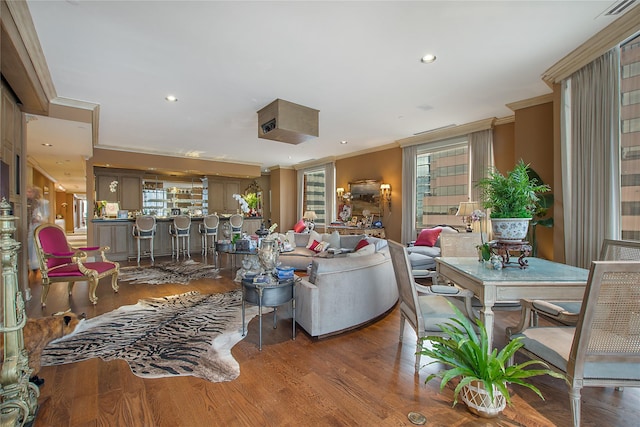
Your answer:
[232,193,250,213]
[470,209,486,222]
[109,180,118,193]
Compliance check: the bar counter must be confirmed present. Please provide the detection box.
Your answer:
[91,216,263,261]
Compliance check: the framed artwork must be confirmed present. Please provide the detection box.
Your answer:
[349,180,381,217]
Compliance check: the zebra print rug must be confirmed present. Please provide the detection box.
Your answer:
[41,290,261,382]
[118,259,221,284]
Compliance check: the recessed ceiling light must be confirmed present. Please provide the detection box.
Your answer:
[165,95,178,102]
[340,140,348,145]
[42,143,53,147]
[420,54,436,63]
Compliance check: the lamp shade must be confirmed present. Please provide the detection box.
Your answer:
[303,210,317,220]
[456,202,479,216]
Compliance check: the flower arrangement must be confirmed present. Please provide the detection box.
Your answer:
[109,180,118,193]
[232,193,250,213]
[94,200,107,217]
[233,193,259,215]
[471,209,492,261]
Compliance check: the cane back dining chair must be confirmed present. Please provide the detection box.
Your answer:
[34,223,119,307]
[199,213,219,258]
[229,213,244,241]
[388,240,476,372]
[169,215,192,260]
[523,239,640,327]
[507,260,640,427]
[132,215,156,266]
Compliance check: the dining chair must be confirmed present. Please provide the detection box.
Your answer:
[132,215,156,266]
[229,213,244,241]
[525,239,640,327]
[388,240,476,373]
[34,223,119,307]
[507,260,640,427]
[169,215,192,260]
[199,213,219,258]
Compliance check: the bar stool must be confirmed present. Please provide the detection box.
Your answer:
[229,213,244,241]
[169,215,192,260]
[132,215,156,266]
[199,213,219,258]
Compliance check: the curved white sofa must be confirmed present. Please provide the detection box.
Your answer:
[294,237,398,337]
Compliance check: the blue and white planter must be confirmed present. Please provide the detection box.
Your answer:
[491,218,531,242]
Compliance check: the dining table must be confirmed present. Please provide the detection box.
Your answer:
[435,257,589,347]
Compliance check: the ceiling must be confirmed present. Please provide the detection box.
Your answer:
[23,0,636,193]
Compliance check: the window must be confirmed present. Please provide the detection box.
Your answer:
[416,142,469,229]
[621,34,640,240]
[303,169,326,228]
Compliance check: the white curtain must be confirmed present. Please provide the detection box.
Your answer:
[469,129,494,203]
[469,129,494,238]
[401,145,417,244]
[562,48,620,268]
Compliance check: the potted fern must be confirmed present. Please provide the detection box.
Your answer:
[477,160,550,242]
[419,303,565,418]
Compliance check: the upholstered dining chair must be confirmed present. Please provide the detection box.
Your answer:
[524,239,640,327]
[229,213,244,241]
[199,213,219,258]
[507,260,640,427]
[34,223,119,307]
[388,240,476,373]
[132,215,156,266]
[169,215,191,260]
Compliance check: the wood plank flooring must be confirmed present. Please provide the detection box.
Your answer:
[24,255,640,426]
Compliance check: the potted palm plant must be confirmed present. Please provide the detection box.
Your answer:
[476,160,550,242]
[419,303,564,418]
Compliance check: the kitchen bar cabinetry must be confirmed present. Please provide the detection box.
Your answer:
[92,217,264,262]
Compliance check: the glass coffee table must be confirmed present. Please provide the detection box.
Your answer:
[241,276,298,350]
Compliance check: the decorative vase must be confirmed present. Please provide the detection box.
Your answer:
[460,380,506,418]
[490,218,531,243]
[258,238,279,274]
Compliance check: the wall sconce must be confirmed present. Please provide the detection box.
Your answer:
[336,187,344,198]
[380,183,391,211]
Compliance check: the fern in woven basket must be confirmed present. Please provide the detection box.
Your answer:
[419,303,566,408]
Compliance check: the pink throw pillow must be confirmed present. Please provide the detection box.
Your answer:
[354,239,370,251]
[415,227,442,247]
[293,219,306,233]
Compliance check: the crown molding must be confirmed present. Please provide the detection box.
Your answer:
[542,5,640,84]
[494,116,515,126]
[293,157,336,171]
[334,142,399,161]
[506,93,554,111]
[397,118,496,147]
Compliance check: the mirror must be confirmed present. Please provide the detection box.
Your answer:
[348,179,381,217]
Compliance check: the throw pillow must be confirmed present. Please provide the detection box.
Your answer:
[309,240,329,253]
[306,230,322,249]
[415,227,442,247]
[322,231,341,249]
[293,219,306,233]
[347,243,376,257]
[354,239,370,251]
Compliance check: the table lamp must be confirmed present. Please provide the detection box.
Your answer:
[456,201,479,232]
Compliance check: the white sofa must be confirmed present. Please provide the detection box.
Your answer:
[294,236,398,337]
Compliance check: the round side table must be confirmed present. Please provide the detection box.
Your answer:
[241,277,297,350]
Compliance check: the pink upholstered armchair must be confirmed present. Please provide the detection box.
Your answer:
[34,223,119,307]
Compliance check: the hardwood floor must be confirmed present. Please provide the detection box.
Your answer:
[24,255,640,426]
